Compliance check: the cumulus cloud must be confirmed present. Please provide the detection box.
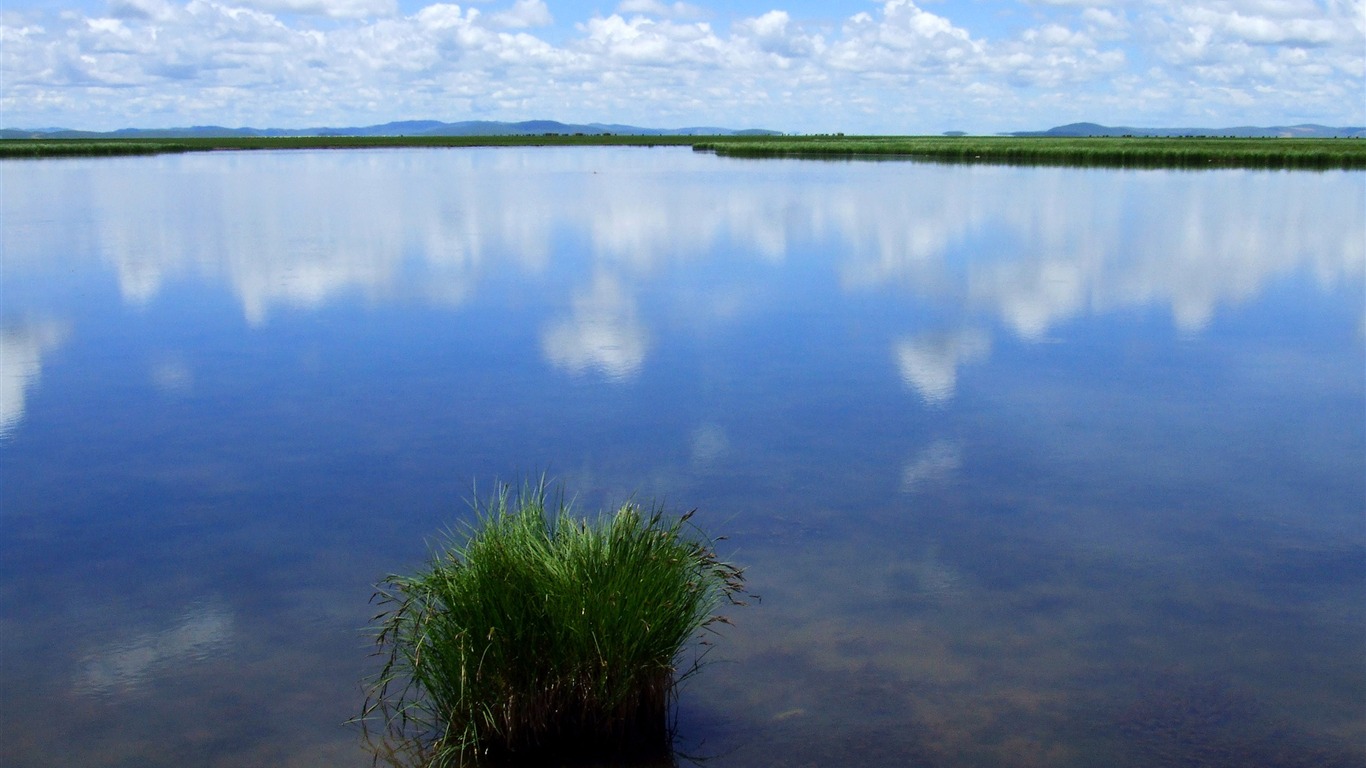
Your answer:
[1149,0,1363,105]
[1080,8,1126,34]
[489,0,552,29]
[734,10,823,59]
[232,0,398,18]
[828,0,982,76]
[616,0,706,19]
[578,14,726,67]
[0,0,1359,132]
[108,0,180,21]
[993,26,1126,88]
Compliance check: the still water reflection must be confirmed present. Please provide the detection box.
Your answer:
[1,148,1362,767]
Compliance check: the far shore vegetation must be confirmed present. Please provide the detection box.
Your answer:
[3,133,1364,169]
[693,135,1366,169]
[359,481,747,767]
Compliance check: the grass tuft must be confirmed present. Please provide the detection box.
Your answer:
[360,480,747,766]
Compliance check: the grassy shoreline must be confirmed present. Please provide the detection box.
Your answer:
[2,133,1363,169]
[692,135,1366,169]
[0,134,698,158]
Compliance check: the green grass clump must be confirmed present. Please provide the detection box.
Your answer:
[361,482,747,766]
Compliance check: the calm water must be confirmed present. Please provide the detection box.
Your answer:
[1,147,1363,767]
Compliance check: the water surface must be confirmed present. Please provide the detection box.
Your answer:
[2,147,1363,767]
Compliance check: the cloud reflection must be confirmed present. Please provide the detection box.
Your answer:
[542,273,650,381]
[150,357,194,395]
[901,440,963,492]
[3,154,1361,385]
[0,320,69,438]
[895,329,991,405]
[690,422,730,468]
[76,602,233,697]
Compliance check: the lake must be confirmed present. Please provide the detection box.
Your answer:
[1,147,1363,767]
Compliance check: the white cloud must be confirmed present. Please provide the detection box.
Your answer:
[1023,23,1095,48]
[733,10,823,59]
[615,0,706,20]
[991,19,1125,88]
[578,14,725,67]
[828,1,982,76]
[1175,5,1345,48]
[1080,8,1126,33]
[231,0,397,18]
[0,0,1360,141]
[108,0,180,21]
[489,0,552,29]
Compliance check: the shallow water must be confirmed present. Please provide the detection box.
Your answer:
[2,147,1363,767]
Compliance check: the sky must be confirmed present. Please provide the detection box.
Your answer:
[1,0,1362,133]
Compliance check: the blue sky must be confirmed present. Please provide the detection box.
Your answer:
[2,0,1362,132]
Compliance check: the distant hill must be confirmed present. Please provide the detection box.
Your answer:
[0,119,780,140]
[11,119,1358,141]
[1011,122,1365,139]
